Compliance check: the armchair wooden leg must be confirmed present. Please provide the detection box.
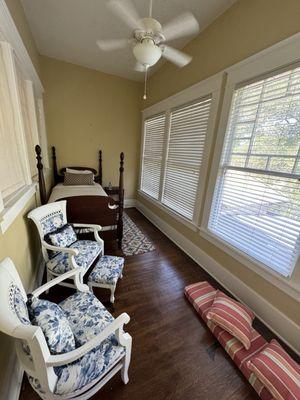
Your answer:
[121,334,132,384]
[110,286,115,304]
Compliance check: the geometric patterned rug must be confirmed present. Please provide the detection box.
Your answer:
[122,212,156,256]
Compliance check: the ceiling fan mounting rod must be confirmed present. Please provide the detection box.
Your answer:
[149,0,153,18]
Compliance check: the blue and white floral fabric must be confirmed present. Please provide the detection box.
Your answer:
[88,256,124,285]
[59,291,114,345]
[11,285,31,325]
[46,240,101,274]
[54,291,124,395]
[54,337,125,395]
[45,224,77,249]
[28,292,125,397]
[28,297,76,354]
[40,211,65,235]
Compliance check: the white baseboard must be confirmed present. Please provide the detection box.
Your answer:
[124,199,136,208]
[5,254,45,400]
[136,201,300,356]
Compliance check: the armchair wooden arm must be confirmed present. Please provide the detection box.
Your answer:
[46,313,131,367]
[32,269,89,297]
[41,240,79,256]
[73,223,104,247]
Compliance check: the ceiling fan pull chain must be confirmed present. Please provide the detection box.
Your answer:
[143,66,149,100]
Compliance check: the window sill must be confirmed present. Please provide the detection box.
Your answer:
[138,190,198,232]
[199,227,300,301]
[0,183,38,234]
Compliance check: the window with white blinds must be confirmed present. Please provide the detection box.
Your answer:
[140,114,166,199]
[16,62,40,177]
[0,43,27,201]
[162,97,212,220]
[208,66,300,277]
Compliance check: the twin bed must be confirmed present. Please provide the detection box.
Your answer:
[35,145,124,248]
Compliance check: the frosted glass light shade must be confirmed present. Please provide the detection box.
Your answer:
[133,39,162,67]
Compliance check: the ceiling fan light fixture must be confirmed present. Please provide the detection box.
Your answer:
[133,38,162,67]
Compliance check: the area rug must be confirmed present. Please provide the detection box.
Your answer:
[122,212,155,256]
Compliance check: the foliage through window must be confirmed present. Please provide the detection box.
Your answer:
[208,66,300,276]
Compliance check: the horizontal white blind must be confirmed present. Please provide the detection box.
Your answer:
[162,97,212,220]
[0,43,27,200]
[209,66,300,276]
[141,114,166,199]
[16,63,39,177]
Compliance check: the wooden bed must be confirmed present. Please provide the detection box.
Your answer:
[35,145,124,248]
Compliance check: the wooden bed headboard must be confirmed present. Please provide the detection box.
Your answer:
[52,147,102,185]
[34,145,124,208]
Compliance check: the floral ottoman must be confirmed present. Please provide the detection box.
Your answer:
[88,256,124,303]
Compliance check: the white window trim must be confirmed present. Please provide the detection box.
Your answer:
[0,183,38,234]
[0,0,45,232]
[201,32,300,298]
[139,72,224,227]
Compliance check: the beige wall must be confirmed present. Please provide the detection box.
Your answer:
[40,56,142,199]
[1,0,43,394]
[138,0,300,325]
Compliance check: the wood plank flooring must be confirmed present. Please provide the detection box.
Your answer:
[19,208,297,400]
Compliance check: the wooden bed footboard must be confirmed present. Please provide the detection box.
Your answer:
[35,145,125,248]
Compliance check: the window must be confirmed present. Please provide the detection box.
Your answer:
[140,74,221,226]
[0,42,28,202]
[208,66,300,277]
[16,61,40,177]
[162,97,212,219]
[140,114,166,200]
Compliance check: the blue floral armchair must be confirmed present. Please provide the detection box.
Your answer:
[0,257,132,400]
[28,201,103,287]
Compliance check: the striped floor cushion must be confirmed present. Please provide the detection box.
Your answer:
[247,339,300,400]
[185,281,274,400]
[206,290,255,350]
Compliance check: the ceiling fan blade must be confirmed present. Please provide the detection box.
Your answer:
[97,38,130,51]
[134,62,146,72]
[161,45,192,67]
[107,0,143,30]
[162,12,199,42]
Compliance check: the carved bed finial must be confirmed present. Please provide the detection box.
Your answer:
[35,145,47,205]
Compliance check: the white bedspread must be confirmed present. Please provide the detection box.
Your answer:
[48,183,107,203]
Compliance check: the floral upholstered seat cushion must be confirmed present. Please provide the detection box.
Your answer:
[46,240,101,275]
[54,336,125,395]
[59,291,114,345]
[28,297,76,354]
[88,256,124,285]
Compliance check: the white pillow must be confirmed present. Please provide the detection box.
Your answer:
[66,168,93,175]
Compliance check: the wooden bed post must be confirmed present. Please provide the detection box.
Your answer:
[52,146,59,184]
[35,145,47,205]
[98,150,102,185]
[117,152,124,249]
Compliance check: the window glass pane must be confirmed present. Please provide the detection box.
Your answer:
[162,97,212,220]
[0,43,26,199]
[210,66,300,276]
[141,114,165,199]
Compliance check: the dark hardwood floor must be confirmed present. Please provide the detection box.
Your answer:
[20,208,296,400]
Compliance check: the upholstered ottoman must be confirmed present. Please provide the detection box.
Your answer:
[88,255,124,303]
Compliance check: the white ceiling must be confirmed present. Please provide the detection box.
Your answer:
[21,0,236,81]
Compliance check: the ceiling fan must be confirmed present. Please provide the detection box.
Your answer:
[97,0,199,99]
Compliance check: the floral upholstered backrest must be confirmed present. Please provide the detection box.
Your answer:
[9,283,31,325]
[40,210,65,236]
